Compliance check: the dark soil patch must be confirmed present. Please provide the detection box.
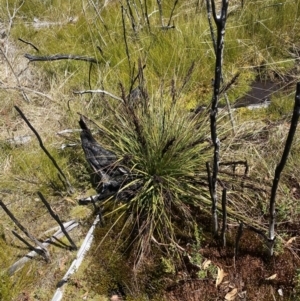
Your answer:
[164,229,299,301]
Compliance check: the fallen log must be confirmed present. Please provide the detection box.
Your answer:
[51,215,100,301]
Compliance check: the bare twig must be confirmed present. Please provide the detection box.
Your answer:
[167,0,179,27]
[269,82,300,255]
[18,38,39,52]
[37,192,77,250]
[221,188,227,247]
[206,162,218,235]
[8,221,78,275]
[6,0,25,36]
[205,0,217,53]
[206,0,235,134]
[125,0,137,33]
[12,230,47,258]
[0,200,50,262]
[219,72,240,95]
[144,0,151,31]
[73,89,124,102]
[156,0,164,27]
[234,221,243,258]
[24,53,99,64]
[14,106,74,193]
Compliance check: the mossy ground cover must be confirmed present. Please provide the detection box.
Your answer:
[1,0,300,300]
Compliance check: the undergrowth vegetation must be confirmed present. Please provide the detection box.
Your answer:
[1,0,300,300]
[91,88,213,268]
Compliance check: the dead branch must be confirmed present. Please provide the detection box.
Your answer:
[205,0,217,53]
[51,215,100,301]
[234,221,243,258]
[24,53,99,64]
[206,1,235,134]
[208,0,229,236]
[18,38,39,52]
[125,0,137,33]
[14,106,74,193]
[73,89,124,102]
[167,0,179,27]
[8,221,78,275]
[221,188,227,247]
[144,0,151,31]
[269,82,300,255]
[6,0,25,36]
[0,200,50,262]
[12,230,47,258]
[37,192,77,250]
[156,0,163,27]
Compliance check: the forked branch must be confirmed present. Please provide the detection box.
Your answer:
[38,192,77,250]
[0,200,50,262]
[208,0,229,236]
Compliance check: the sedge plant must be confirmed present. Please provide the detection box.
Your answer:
[89,81,212,269]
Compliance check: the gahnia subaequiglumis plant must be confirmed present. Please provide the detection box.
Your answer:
[89,83,212,267]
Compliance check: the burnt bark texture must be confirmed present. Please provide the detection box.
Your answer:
[208,0,229,236]
[269,82,300,255]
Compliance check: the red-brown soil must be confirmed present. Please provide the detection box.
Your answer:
[165,229,300,301]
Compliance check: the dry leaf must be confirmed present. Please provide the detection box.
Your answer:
[216,266,227,287]
[265,274,277,280]
[278,288,283,296]
[202,259,211,270]
[225,288,238,300]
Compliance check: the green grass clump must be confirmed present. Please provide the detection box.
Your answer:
[89,87,211,268]
[0,237,14,301]
[267,92,294,119]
